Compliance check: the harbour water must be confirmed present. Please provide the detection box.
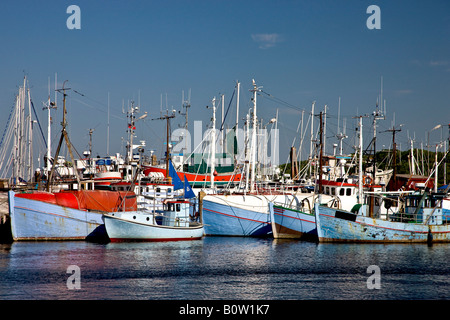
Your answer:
[0,237,448,301]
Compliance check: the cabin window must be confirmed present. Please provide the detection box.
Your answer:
[331,187,336,196]
[176,204,181,212]
[339,188,345,196]
[430,198,437,208]
[325,187,329,195]
[156,187,161,193]
[346,188,352,196]
[407,198,417,207]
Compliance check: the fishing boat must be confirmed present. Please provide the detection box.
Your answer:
[202,192,275,237]
[103,160,204,241]
[201,80,307,237]
[314,189,450,243]
[144,165,242,187]
[103,198,203,242]
[143,83,244,188]
[269,194,336,240]
[8,189,137,241]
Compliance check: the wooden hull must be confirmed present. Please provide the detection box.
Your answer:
[269,202,317,240]
[103,212,204,242]
[202,195,272,236]
[144,166,242,186]
[314,203,450,243]
[9,190,105,241]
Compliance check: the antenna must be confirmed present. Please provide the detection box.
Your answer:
[179,89,191,130]
[151,109,176,181]
[337,97,340,134]
[107,92,110,155]
[47,81,82,190]
[336,97,347,155]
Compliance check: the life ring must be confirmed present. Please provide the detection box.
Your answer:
[363,175,373,185]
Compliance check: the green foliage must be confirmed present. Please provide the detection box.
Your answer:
[279,149,450,187]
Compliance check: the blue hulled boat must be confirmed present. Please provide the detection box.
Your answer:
[314,191,450,243]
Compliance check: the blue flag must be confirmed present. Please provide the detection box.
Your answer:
[168,160,184,190]
[184,175,196,199]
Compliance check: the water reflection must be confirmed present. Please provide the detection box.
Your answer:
[0,239,448,299]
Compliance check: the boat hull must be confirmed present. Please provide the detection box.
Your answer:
[103,213,204,242]
[144,165,241,187]
[269,202,317,240]
[315,203,450,243]
[202,194,275,237]
[8,190,105,241]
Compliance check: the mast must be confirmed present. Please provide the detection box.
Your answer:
[372,77,386,183]
[210,97,216,189]
[353,115,368,204]
[26,85,33,182]
[126,101,137,164]
[434,143,439,193]
[235,81,240,145]
[166,114,170,180]
[20,77,26,181]
[446,124,450,185]
[410,137,416,175]
[323,105,327,156]
[318,111,323,194]
[47,81,82,191]
[12,92,19,183]
[151,110,174,182]
[358,116,363,204]
[88,128,94,178]
[250,79,260,193]
[47,80,52,176]
[107,92,110,155]
[309,101,315,178]
[336,97,348,156]
[245,113,250,192]
[44,76,57,178]
[221,94,224,154]
[386,125,402,189]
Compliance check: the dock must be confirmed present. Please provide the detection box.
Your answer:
[0,192,12,242]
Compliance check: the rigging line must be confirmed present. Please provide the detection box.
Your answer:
[73,89,109,108]
[0,102,16,150]
[30,98,47,148]
[218,89,236,134]
[259,90,301,111]
[71,97,124,120]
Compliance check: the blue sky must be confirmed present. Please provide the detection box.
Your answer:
[1,0,450,166]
